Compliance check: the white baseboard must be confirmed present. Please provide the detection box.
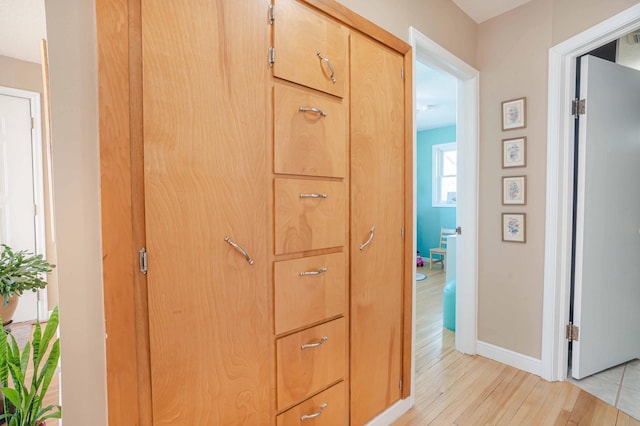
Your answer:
[477,341,543,377]
[365,398,411,426]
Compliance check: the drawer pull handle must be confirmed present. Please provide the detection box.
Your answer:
[301,336,328,350]
[299,106,328,117]
[316,51,337,83]
[224,237,255,265]
[299,193,328,199]
[360,226,376,251]
[299,267,328,277]
[300,403,328,421]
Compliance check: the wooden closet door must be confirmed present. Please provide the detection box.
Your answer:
[142,1,270,424]
[350,33,405,425]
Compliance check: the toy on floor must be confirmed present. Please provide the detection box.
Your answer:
[416,250,424,267]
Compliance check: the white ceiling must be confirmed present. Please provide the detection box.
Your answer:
[415,61,457,131]
[453,0,533,23]
[0,0,47,64]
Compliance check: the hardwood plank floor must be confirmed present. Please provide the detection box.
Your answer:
[394,266,638,425]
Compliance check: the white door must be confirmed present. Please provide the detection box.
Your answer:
[572,55,640,379]
[0,93,40,323]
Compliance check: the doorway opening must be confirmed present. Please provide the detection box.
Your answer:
[409,27,479,404]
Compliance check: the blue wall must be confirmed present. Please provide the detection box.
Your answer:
[417,125,457,258]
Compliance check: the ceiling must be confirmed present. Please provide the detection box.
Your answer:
[0,0,46,64]
[453,0,533,23]
[415,61,457,131]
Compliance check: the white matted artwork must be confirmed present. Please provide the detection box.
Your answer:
[501,97,526,131]
[502,175,526,205]
[502,213,526,243]
[502,137,526,168]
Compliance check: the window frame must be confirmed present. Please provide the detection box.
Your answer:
[432,142,457,208]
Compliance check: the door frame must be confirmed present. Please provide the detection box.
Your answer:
[409,26,479,394]
[0,86,48,320]
[542,3,640,382]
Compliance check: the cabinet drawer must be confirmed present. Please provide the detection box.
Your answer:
[274,178,346,255]
[274,83,347,178]
[276,318,346,409]
[277,381,347,425]
[274,252,346,334]
[273,0,348,98]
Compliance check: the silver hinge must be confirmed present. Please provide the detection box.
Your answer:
[401,227,405,238]
[401,67,404,79]
[566,322,579,341]
[399,379,403,390]
[268,4,275,25]
[268,47,275,67]
[139,248,148,275]
[31,117,35,129]
[456,226,462,235]
[572,98,585,118]
[33,204,38,216]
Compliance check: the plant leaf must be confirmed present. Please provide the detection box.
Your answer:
[37,340,59,400]
[0,387,20,409]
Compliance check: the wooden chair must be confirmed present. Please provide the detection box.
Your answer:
[429,228,457,270]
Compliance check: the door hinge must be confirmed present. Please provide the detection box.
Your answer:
[401,67,405,79]
[268,47,275,67]
[33,204,37,216]
[31,117,35,129]
[401,227,405,238]
[572,98,585,118]
[399,379,403,390]
[456,226,462,235]
[268,4,275,25]
[566,322,579,341]
[139,248,148,275]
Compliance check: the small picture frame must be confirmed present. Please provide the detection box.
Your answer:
[501,97,526,131]
[502,175,526,205]
[502,213,526,243]
[502,137,526,168]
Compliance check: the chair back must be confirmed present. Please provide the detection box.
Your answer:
[439,228,457,249]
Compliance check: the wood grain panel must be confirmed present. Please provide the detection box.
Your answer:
[142,1,270,424]
[350,32,405,425]
[274,83,347,178]
[274,178,346,255]
[276,381,346,425]
[274,252,346,334]
[95,0,141,423]
[276,318,346,410]
[299,0,410,55]
[273,0,348,98]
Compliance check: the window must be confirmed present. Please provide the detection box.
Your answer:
[432,142,457,207]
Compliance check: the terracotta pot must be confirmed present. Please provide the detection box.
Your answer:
[0,296,19,326]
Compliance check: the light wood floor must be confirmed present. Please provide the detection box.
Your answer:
[394,266,640,426]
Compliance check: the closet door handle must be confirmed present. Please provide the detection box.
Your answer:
[359,226,376,251]
[316,51,337,83]
[299,267,328,277]
[299,106,328,117]
[301,336,328,350]
[300,403,328,421]
[224,237,255,265]
[299,193,328,199]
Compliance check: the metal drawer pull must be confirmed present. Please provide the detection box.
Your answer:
[224,237,255,265]
[299,193,328,199]
[316,51,337,83]
[299,106,328,117]
[359,226,376,251]
[300,403,328,421]
[301,336,328,350]
[300,267,328,277]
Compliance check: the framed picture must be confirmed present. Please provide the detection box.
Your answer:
[501,97,526,131]
[502,137,526,168]
[502,175,526,205]
[502,213,526,243]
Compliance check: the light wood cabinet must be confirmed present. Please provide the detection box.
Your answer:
[276,318,347,410]
[274,178,347,255]
[272,0,349,98]
[274,83,347,178]
[276,382,347,425]
[274,252,347,334]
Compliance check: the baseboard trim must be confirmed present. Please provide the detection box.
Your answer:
[477,341,543,377]
[365,398,411,426]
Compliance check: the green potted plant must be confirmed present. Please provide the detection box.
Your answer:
[0,306,61,426]
[0,245,55,326]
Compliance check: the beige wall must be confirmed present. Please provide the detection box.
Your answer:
[337,0,477,66]
[44,0,108,424]
[0,55,59,310]
[476,0,639,359]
